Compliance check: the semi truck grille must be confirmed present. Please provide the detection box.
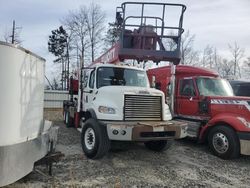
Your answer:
[124,95,162,121]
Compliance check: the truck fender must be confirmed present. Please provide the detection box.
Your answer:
[85,109,97,120]
[199,113,248,141]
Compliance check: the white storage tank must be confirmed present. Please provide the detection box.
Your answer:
[0,41,58,186]
[0,41,44,146]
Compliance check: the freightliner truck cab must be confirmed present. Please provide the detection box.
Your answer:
[147,65,250,159]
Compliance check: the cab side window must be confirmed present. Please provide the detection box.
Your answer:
[83,75,88,88]
[89,70,95,89]
[179,79,196,96]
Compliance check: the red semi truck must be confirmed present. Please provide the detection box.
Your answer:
[147,65,250,159]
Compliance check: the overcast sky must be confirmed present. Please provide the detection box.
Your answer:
[0,0,250,77]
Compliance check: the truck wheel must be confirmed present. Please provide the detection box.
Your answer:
[144,140,172,152]
[208,126,240,159]
[81,118,110,159]
[65,111,73,128]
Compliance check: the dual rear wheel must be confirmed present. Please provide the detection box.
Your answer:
[64,109,74,128]
[144,140,172,152]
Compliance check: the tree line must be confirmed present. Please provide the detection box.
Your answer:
[48,3,105,90]
[175,31,248,80]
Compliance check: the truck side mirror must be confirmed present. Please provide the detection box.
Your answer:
[199,96,209,113]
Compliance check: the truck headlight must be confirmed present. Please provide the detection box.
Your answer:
[237,117,250,129]
[98,106,116,114]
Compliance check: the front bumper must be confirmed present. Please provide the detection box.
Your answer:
[103,120,187,141]
[238,132,250,155]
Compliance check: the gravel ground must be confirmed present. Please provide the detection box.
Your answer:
[5,119,250,188]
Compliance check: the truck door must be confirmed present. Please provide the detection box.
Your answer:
[82,70,96,110]
[176,78,199,117]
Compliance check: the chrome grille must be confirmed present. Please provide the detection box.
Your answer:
[124,95,162,121]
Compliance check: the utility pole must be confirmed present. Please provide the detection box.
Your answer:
[66,41,70,90]
[9,20,22,44]
[11,20,15,44]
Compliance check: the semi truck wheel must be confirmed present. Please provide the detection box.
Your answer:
[144,140,172,152]
[81,118,110,159]
[208,125,240,159]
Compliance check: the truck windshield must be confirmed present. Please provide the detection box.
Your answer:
[97,67,148,88]
[196,77,234,96]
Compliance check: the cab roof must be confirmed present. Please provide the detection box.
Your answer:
[90,63,145,71]
[148,65,219,77]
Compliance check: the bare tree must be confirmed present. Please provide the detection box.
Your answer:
[62,3,105,68]
[45,75,54,90]
[180,31,199,65]
[52,77,60,90]
[62,8,89,68]
[84,3,106,62]
[202,45,214,69]
[228,42,244,78]
[212,47,225,75]
[241,57,250,79]
[219,59,234,79]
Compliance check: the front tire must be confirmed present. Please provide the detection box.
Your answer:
[144,140,172,152]
[208,125,240,159]
[81,119,110,159]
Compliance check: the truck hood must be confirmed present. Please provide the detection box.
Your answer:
[91,86,171,121]
[97,85,164,96]
[207,96,250,119]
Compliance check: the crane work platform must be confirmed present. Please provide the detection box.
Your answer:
[94,2,186,65]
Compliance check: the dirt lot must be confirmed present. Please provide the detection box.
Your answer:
[5,112,250,188]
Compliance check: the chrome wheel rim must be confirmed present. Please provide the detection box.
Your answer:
[212,132,229,154]
[84,128,96,150]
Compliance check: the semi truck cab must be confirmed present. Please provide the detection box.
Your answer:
[147,65,250,159]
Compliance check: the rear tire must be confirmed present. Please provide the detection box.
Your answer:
[81,119,110,159]
[208,125,240,159]
[65,110,74,128]
[63,109,67,124]
[144,140,172,152]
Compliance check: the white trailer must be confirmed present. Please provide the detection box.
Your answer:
[0,41,58,187]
